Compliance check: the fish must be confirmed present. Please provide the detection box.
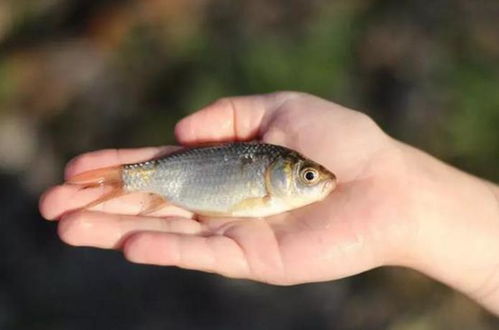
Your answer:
[67,142,337,217]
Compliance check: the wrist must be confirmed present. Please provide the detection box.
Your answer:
[395,142,499,314]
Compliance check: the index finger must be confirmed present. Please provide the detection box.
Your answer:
[64,146,181,179]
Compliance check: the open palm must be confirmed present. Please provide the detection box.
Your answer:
[40,92,415,284]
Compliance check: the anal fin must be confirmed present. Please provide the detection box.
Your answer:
[138,193,169,216]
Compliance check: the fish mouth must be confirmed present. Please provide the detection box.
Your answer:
[322,179,336,195]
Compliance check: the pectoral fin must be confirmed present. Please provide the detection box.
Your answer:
[229,195,271,215]
[190,196,272,218]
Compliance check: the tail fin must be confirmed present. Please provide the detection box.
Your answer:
[67,166,125,209]
[67,166,122,187]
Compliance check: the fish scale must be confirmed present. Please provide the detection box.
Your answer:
[122,143,287,214]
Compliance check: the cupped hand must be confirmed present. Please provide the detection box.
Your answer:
[39,92,416,284]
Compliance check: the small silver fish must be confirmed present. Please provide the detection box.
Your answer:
[68,142,336,217]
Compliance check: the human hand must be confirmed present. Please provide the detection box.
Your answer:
[39,92,499,313]
[40,92,409,283]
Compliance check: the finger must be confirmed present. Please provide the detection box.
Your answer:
[39,184,192,220]
[65,146,182,179]
[58,211,203,249]
[174,92,299,145]
[123,232,250,279]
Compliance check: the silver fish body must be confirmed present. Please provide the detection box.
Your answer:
[120,142,336,217]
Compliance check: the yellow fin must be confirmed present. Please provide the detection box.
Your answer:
[138,194,169,216]
[67,166,122,187]
[81,186,125,209]
[67,166,125,210]
[229,195,271,214]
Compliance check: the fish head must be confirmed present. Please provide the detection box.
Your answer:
[266,153,336,208]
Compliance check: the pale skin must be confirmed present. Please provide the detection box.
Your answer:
[39,92,499,315]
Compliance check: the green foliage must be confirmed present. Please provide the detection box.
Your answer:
[444,61,499,179]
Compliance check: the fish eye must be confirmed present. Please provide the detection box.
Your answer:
[300,168,319,184]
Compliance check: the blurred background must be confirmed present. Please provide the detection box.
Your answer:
[0,0,498,329]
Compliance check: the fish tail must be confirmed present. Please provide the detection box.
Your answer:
[67,166,122,187]
[67,166,126,208]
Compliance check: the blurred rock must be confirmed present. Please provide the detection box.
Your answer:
[0,113,37,172]
[0,2,12,42]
